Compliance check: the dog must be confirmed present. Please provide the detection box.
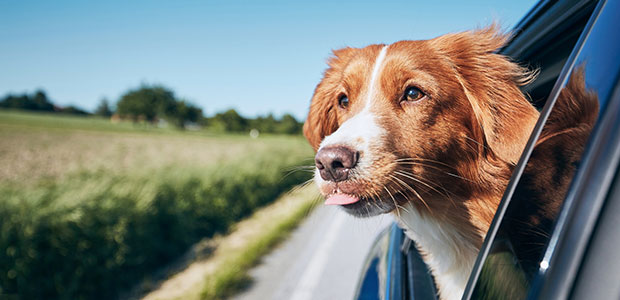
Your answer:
[303,26,540,299]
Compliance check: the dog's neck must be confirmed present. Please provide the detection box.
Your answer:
[395,156,511,300]
[398,205,477,300]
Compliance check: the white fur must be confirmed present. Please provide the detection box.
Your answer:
[397,203,478,300]
[365,45,389,108]
[318,46,389,166]
[319,109,381,151]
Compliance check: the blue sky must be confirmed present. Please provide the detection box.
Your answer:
[0,0,538,120]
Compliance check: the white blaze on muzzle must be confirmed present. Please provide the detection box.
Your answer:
[319,45,389,152]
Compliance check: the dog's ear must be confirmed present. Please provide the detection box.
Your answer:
[304,47,357,150]
[432,25,539,163]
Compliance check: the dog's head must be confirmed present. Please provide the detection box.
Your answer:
[304,26,538,218]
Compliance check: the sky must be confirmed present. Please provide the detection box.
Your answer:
[0,0,538,120]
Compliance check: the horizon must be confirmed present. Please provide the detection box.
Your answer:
[1,0,538,120]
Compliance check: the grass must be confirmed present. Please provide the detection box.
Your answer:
[0,110,311,184]
[199,185,319,300]
[140,185,320,300]
[0,110,316,300]
[0,109,176,133]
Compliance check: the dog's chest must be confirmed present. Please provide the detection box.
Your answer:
[397,203,479,300]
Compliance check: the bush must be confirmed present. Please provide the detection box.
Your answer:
[0,152,311,299]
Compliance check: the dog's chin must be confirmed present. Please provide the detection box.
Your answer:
[337,196,396,218]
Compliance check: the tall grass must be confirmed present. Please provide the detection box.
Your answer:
[0,111,315,300]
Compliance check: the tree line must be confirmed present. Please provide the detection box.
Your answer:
[0,85,303,134]
[0,90,90,115]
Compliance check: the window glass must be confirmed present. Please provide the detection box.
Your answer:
[355,227,390,300]
[470,3,604,298]
[473,64,600,298]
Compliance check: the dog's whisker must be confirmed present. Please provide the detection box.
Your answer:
[383,186,400,218]
[463,135,489,151]
[383,181,412,215]
[394,157,455,168]
[394,170,446,196]
[394,168,449,191]
[409,173,454,205]
[364,199,371,217]
[396,170,458,208]
[369,189,384,213]
[389,174,431,211]
[444,172,475,183]
[395,161,475,183]
[285,165,316,171]
[392,170,458,210]
[395,161,450,169]
[393,192,412,214]
[287,178,316,195]
[281,168,312,180]
[392,189,414,214]
[394,164,454,182]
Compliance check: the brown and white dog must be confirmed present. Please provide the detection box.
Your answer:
[303,26,539,299]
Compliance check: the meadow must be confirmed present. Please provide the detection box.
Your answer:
[0,110,314,299]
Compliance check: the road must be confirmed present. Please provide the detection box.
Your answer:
[234,205,394,300]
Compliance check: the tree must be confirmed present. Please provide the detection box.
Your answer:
[57,105,90,115]
[172,100,202,128]
[250,114,277,133]
[0,90,54,112]
[32,90,54,111]
[116,85,177,122]
[95,98,113,117]
[209,109,248,132]
[277,113,302,134]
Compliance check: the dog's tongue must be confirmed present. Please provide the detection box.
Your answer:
[325,193,360,205]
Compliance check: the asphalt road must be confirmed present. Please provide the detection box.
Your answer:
[234,205,394,300]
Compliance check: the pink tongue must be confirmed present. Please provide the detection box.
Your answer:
[325,194,360,205]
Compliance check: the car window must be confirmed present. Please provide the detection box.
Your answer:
[402,238,437,300]
[355,224,406,300]
[504,0,598,109]
[355,227,390,300]
[465,0,608,298]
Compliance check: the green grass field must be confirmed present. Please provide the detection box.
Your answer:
[0,110,315,300]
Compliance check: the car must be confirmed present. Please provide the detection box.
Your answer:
[353,0,620,299]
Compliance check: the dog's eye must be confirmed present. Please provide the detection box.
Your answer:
[338,95,349,108]
[403,86,425,102]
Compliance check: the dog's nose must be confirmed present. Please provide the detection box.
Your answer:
[315,146,359,182]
